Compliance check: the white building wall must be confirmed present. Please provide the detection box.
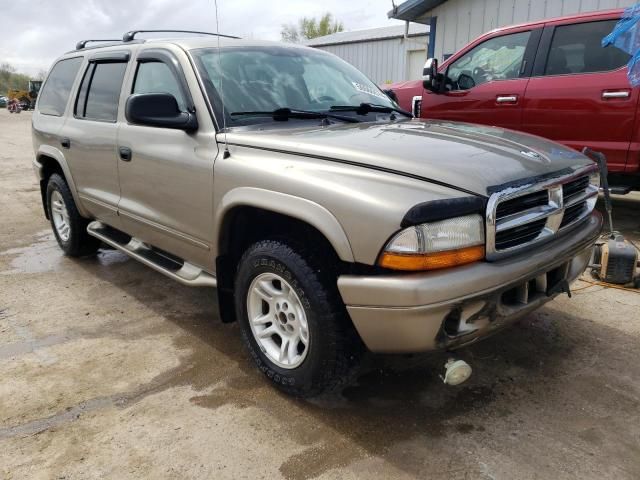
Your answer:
[420,0,636,62]
[317,36,429,84]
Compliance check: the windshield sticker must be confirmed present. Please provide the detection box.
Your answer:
[351,82,388,101]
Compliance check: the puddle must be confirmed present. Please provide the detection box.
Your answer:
[0,231,64,275]
[0,231,129,275]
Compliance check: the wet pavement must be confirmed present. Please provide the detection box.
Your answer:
[1,109,639,479]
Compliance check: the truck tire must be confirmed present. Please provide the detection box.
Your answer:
[46,173,100,257]
[235,239,360,397]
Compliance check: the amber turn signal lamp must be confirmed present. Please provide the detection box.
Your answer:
[379,245,485,271]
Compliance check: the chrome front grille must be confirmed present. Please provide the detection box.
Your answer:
[486,165,599,260]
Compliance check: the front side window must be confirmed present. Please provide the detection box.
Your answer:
[38,57,83,116]
[545,20,630,76]
[447,31,531,90]
[75,62,127,122]
[191,46,398,126]
[133,61,186,111]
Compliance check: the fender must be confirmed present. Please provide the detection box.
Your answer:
[34,145,91,218]
[216,187,355,263]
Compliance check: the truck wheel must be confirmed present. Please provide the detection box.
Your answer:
[235,239,359,397]
[46,173,100,257]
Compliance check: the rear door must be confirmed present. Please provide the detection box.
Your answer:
[422,27,541,131]
[522,18,635,172]
[60,51,130,228]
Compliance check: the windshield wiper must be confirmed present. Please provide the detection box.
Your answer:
[230,107,360,123]
[330,102,413,118]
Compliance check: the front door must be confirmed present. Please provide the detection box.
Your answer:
[116,48,217,269]
[61,53,130,228]
[522,19,636,173]
[422,28,540,131]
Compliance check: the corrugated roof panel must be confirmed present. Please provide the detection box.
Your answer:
[304,24,429,47]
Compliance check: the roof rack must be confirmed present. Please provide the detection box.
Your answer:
[76,39,122,50]
[122,30,240,42]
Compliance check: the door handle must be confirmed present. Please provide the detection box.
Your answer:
[602,90,630,99]
[496,95,518,104]
[60,138,71,149]
[119,146,132,162]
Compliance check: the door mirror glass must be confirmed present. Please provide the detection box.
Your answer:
[422,58,438,91]
[125,93,197,131]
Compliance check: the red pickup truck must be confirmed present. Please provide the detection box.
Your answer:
[389,8,639,192]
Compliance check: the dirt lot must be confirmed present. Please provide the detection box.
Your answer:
[1,108,639,479]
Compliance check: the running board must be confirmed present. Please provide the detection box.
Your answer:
[87,221,217,287]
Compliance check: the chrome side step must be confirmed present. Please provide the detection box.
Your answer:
[87,221,217,287]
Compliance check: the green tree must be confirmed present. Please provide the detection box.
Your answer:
[281,13,345,42]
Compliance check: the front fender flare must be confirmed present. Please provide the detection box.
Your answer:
[216,187,355,262]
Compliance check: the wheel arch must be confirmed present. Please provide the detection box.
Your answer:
[35,146,88,219]
[213,188,355,324]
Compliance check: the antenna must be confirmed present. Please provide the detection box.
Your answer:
[213,0,230,159]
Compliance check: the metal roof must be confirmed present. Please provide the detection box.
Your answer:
[304,24,429,47]
[387,0,448,22]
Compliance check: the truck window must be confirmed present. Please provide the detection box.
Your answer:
[446,31,531,91]
[544,20,631,76]
[75,62,127,122]
[38,57,83,116]
[133,61,186,111]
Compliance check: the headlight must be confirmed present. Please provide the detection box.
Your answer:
[379,214,485,271]
[589,170,600,188]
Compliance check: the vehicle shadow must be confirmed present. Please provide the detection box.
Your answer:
[73,247,640,479]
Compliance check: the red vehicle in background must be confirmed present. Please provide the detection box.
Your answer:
[389,8,640,192]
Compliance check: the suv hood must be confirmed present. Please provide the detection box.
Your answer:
[223,119,594,197]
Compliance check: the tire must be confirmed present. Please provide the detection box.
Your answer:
[46,173,100,257]
[235,239,360,397]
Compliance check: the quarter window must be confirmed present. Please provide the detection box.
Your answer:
[446,31,531,90]
[38,57,83,116]
[133,61,186,111]
[545,20,631,76]
[75,62,127,122]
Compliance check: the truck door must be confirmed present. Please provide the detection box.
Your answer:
[60,51,130,229]
[522,19,636,173]
[422,28,541,131]
[116,47,217,270]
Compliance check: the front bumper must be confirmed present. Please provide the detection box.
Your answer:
[338,212,602,353]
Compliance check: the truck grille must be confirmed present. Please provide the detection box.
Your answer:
[486,165,598,260]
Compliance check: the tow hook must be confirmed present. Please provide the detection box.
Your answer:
[442,358,472,386]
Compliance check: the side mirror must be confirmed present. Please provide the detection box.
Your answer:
[125,93,198,132]
[422,58,438,92]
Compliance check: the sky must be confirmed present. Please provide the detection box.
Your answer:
[1,0,404,76]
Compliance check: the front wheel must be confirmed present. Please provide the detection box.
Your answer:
[235,240,360,397]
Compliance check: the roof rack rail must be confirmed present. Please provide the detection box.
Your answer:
[122,30,240,42]
[76,39,121,50]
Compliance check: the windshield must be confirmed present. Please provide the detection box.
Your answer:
[191,46,399,126]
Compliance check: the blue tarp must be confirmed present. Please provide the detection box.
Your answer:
[602,3,640,86]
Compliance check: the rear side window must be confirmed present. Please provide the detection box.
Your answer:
[38,57,83,116]
[75,62,127,122]
[545,20,631,75]
[133,61,186,111]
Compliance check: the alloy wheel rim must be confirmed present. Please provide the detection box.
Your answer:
[51,190,71,242]
[247,272,310,369]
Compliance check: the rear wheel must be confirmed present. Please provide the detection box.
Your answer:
[235,239,360,397]
[46,173,100,257]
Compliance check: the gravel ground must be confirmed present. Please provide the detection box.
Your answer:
[1,108,639,479]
